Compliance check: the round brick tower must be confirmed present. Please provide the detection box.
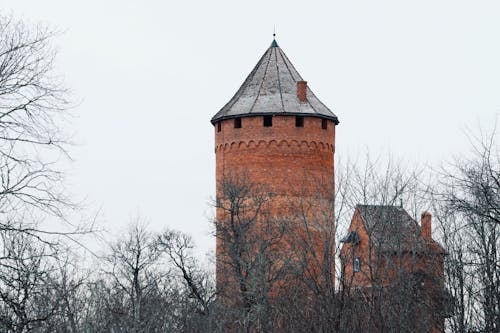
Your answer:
[211,38,339,295]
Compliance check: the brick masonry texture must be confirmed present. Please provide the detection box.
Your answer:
[215,115,335,198]
[214,115,337,292]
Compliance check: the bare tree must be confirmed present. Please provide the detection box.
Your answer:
[47,255,90,333]
[156,229,215,315]
[213,175,296,332]
[0,230,61,333]
[434,126,499,332]
[0,15,72,222]
[101,221,167,332]
[273,176,338,332]
[156,229,218,332]
[0,15,82,327]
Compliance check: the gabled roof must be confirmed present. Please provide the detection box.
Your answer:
[355,205,446,255]
[211,39,339,124]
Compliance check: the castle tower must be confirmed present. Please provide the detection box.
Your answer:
[211,38,339,297]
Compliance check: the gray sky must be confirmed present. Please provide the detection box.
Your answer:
[2,0,499,255]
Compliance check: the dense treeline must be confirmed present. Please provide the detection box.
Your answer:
[0,15,498,333]
[1,142,497,333]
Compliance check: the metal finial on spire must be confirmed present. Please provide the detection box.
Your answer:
[271,25,278,47]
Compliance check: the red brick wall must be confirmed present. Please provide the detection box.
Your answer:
[214,115,336,290]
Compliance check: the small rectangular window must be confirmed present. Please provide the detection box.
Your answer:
[263,115,272,127]
[322,119,328,130]
[217,122,221,132]
[295,116,304,127]
[234,118,241,128]
[353,258,361,272]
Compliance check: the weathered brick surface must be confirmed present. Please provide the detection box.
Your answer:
[214,115,336,291]
[215,115,335,197]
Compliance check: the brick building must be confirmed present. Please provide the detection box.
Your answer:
[340,206,447,332]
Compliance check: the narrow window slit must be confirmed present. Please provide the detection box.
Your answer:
[322,119,328,130]
[295,116,304,127]
[234,118,241,128]
[263,116,272,127]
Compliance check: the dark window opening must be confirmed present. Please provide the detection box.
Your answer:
[322,119,328,130]
[295,116,304,127]
[234,118,242,128]
[263,116,273,127]
[217,122,221,132]
[353,258,361,273]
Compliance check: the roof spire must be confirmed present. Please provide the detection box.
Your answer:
[210,38,339,125]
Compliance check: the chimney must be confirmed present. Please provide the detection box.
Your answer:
[297,81,307,102]
[421,211,432,241]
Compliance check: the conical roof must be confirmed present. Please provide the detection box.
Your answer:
[211,39,339,124]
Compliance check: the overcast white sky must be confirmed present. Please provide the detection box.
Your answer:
[2,0,499,256]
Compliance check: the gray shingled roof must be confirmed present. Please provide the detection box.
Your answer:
[211,39,339,124]
[356,205,445,254]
